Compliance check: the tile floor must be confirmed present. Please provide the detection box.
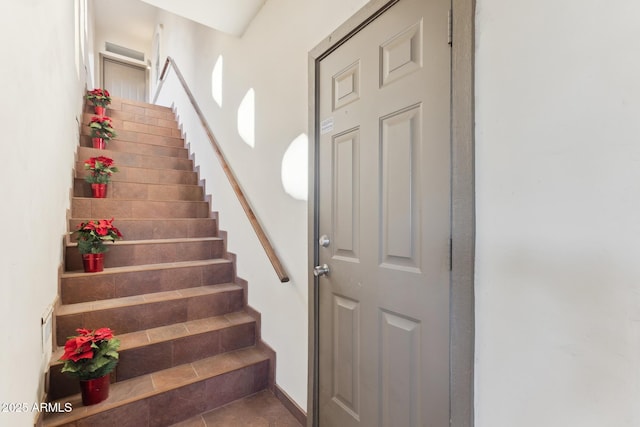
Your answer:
[171,390,303,426]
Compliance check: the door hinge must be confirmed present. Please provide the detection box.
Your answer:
[447,9,453,45]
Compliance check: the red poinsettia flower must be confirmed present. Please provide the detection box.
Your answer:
[90,116,113,125]
[87,89,112,108]
[58,327,120,380]
[94,156,113,167]
[75,328,93,336]
[74,218,123,254]
[77,221,95,231]
[61,335,94,362]
[93,328,114,342]
[84,156,118,184]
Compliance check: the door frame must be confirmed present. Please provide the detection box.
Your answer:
[307,0,475,426]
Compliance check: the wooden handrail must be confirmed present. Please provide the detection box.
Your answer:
[154,57,290,283]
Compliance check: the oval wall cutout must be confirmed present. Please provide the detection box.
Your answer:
[281,133,308,201]
[211,55,223,107]
[237,88,255,147]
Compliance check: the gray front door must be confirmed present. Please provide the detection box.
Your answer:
[316,0,452,425]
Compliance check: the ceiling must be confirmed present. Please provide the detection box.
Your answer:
[138,0,267,37]
[93,0,265,54]
[93,0,159,49]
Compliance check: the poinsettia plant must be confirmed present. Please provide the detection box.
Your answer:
[73,218,123,254]
[59,327,120,380]
[86,88,112,107]
[88,116,117,140]
[84,156,118,184]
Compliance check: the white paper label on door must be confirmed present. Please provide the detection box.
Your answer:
[321,117,335,135]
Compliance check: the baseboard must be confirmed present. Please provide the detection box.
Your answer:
[274,384,307,426]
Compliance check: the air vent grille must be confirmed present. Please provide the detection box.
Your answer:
[105,42,144,62]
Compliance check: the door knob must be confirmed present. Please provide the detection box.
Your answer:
[313,264,330,277]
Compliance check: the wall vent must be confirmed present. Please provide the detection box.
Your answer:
[105,42,144,62]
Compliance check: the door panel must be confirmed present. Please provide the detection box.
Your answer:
[332,129,360,261]
[317,0,451,425]
[380,104,421,270]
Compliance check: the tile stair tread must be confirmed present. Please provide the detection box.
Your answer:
[85,116,176,127]
[68,217,215,222]
[70,196,207,204]
[76,155,193,172]
[83,111,177,127]
[42,346,270,427]
[57,283,242,316]
[81,131,184,148]
[73,178,201,188]
[111,96,173,111]
[73,174,199,187]
[60,258,232,279]
[50,311,256,366]
[75,160,192,173]
[78,144,189,163]
[66,236,223,247]
[80,135,188,154]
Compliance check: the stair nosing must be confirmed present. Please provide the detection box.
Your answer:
[73,177,202,189]
[71,196,208,204]
[68,217,216,222]
[60,258,231,279]
[66,237,222,248]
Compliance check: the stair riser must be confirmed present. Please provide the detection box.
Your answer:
[79,136,188,158]
[48,322,256,401]
[87,99,174,120]
[116,323,257,381]
[56,289,244,346]
[83,113,181,139]
[73,179,203,201]
[71,198,211,219]
[113,99,175,120]
[82,127,184,148]
[67,361,268,426]
[67,218,217,241]
[106,109,178,129]
[83,111,178,130]
[65,240,224,271]
[76,149,193,172]
[61,262,233,304]
[75,165,199,185]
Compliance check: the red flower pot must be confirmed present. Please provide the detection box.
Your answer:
[82,253,104,273]
[92,138,105,149]
[94,106,106,116]
[91,183,108,198]
[80,375,110,406]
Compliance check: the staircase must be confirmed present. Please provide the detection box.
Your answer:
[43,97,274,426]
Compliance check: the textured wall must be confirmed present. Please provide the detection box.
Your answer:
[0,1,90,425]
[475,0,640,425]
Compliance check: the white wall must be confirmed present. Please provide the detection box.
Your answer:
[475,0,640,426]
[0,1,90,425]
[153,0,368,410]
